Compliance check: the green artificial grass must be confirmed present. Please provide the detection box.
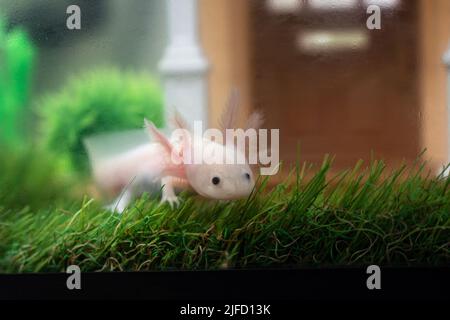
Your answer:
[0,155,449,273]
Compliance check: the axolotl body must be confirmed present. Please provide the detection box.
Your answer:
[91,107,263,212]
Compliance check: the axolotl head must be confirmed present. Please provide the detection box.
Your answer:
[183,139,256,200]
[144,88,264,201]
[144,120,256,201]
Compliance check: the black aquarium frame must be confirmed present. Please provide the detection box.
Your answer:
[0,267,448,301]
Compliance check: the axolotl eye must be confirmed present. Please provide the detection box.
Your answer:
[211,176,221,185]
[244,173,251,181]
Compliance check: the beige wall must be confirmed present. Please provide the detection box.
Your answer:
[419,0,450,170]
[200,0,450,172]
[199,0,252,128]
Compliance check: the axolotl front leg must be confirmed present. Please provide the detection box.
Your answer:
[160,176,180,208]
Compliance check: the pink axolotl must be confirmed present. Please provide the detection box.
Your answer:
[89,93,264,213]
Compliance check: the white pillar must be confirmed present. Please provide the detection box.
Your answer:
[158,0,209,128]
[444,45,450,174]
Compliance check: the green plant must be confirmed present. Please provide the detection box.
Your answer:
[0,17,35,148]
[37,68,165,172]
[0,146,79,211]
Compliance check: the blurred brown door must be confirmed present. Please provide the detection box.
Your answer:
[249,0,420,169]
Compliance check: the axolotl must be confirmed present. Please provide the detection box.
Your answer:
[90,97,264,213]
